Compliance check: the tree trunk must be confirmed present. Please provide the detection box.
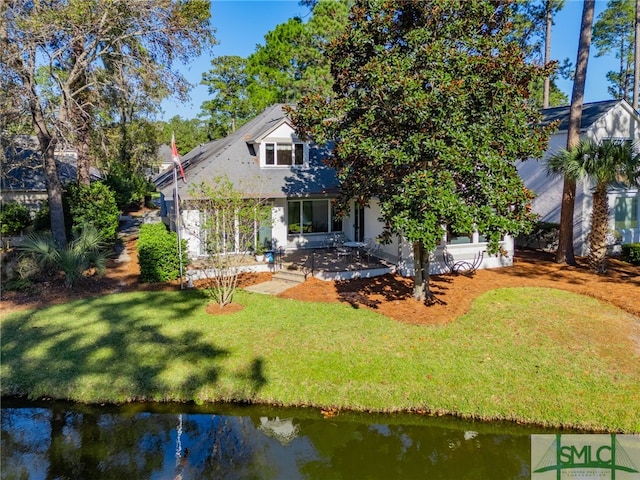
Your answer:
[556,0,594,265]
[587,184,610,274]
[70,38,91,187]
[75,121,91,186]
[543,1,553,108]
[634,0,639,110]
[412,241,432,303]
[38,133,67,247]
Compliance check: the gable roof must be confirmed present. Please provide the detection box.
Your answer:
[541,99,635,132]
[155,104,338,200]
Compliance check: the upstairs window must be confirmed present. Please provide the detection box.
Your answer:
[264,142,304,167]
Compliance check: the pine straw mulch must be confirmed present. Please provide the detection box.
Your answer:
[2,235,639,328]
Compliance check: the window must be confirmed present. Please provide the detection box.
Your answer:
[615,196,639,229]
[287,200,335,234]
[264,142,304,166]
[446,227,471,245]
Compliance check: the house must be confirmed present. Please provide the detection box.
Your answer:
[155,104,512,277]
[0,135,94,210]
[518,99,640,255]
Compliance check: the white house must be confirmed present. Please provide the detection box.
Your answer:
[518,99,640,255]
[155,104,514,277]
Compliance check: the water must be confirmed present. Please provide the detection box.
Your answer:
[1,398,557,479]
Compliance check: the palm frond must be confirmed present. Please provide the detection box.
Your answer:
[18,232,60,269]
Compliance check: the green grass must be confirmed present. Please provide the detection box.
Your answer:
[2,286,639,432]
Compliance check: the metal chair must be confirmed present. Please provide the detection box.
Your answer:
[363,238,381,262]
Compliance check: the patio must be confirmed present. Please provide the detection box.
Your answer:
[186,246,396,284]
[280,247,396,281]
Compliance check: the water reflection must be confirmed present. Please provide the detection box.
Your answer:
[1,399,552,479]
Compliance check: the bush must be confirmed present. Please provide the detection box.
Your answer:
[67,182,120,246]
[516,221,559,252]
[18,226,108,287]
[137,223,188,283]
[621,243,640,266]
[0,202,32,236]
[105,164,154,211]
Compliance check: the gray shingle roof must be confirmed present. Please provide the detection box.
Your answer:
[540,99,627,132]
[156,104,339,199]
[2,142,92,192]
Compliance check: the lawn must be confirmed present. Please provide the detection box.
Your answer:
[1,286,639,432]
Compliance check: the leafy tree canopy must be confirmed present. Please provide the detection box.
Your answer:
[593,0,635,101]
[159,116,209,155]
[199,0,349,130]
[290,0,554,300]
[1,0,216,246]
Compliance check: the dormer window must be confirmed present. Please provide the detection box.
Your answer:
[264,142,304,166]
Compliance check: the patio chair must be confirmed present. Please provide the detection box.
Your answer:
[335,239,352,263]
[363,238,381,262]
[443,248,485,275]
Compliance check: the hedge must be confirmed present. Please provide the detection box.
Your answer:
[137,223,189,282]
[621,243,640,266]
[0,202,32,236]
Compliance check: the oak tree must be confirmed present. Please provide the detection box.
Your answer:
[1,0,215,246]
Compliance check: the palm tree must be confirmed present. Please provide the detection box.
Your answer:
[19,225,108,287]
[547,139,640,273]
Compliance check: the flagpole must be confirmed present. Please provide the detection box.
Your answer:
[172,136,185,290]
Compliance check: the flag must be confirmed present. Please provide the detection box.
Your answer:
[171,132,186,182]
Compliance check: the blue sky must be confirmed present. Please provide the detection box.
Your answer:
[160,0,620,122]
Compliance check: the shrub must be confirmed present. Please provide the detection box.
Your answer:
[67,182,120,246]
[0,202,32,236]
[105,164,154,211]
[516,221,559,252]
[137,222,188,283]
[621,243,640,266]
[18,225,108,287]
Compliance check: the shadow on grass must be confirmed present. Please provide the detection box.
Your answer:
[1,289,268,403]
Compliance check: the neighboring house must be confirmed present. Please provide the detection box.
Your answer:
[518,99,640,255]
[0,136,97,209]
[155,104,512,276]
[153,144,176,175]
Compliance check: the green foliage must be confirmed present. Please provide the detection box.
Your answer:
[547,139,640,186]
[593,0,635,101]
[547,139,640,272]
[621,243,640,265]
[4,1,216,246]
[137,222,188,283]
[510,0,566,62]
[528,77,568,108]
[290,0,551,298]
[95,119,164,177]
[188,177,272,306]
[19,225,108,288]
[0,202,32,236]
[3,278,32,292]
[105,163,153,210]
[67,182,120,246]
[199,0,348,128]
[158,116,209,152]
[200,56,253,138]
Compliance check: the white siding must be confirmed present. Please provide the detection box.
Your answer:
[519,102,640,255]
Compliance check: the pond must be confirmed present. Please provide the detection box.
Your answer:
[1,398,561,479]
